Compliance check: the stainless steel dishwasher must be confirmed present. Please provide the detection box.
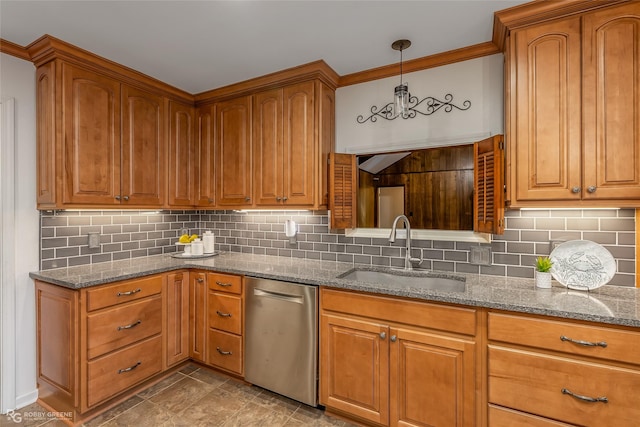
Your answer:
[244,277,318,406]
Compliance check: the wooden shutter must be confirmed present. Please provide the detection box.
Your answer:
[329,153,357,229]
[474,135,505,235]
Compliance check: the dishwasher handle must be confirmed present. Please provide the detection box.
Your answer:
[253,288,304,304]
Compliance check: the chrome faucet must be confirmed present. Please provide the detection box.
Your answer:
[389,214,422,270]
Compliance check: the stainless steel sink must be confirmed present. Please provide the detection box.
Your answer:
[337,267,466,292]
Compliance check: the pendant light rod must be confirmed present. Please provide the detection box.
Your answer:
[391,39,411,84]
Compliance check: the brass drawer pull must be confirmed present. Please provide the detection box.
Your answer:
[118,361,141,374]
[117,320,141,331]
[117,288,142,297]
[216,347,233,356]
[560,335,607,348]
[216,310,232,318]
[215,281,232,287]
[561,388,608,403]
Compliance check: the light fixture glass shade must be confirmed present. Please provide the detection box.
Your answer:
[394,83,409,118]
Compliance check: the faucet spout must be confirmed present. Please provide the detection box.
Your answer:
[388,215,421,269]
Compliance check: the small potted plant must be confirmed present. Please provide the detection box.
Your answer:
[535,256,553,288]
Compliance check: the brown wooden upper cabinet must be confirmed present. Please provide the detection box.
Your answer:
[214,96,253,207]
[196,105,215,207]
[212,80,334,209]
[507,2,640,207]
[253,81,334,208]
[36,60,168,209]
[167,100,195,207]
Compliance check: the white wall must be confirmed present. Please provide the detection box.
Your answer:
[0,53,38,410]
[335,54,504,153]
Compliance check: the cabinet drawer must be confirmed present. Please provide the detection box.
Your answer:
[489,405,575,426]
[488,312,640,366]
[86,275,162,311]
[208,292,242,335]
[87,335,162,407]
[207,273,242,295]
[87,295,162,359]
[207,329,242,375]
[321,288,476,336]
[489,346,640,427]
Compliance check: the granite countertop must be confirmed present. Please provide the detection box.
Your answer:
[29,252,640,328]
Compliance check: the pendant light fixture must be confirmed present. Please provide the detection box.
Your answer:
[356,39,473,124]
[392,39,411,119]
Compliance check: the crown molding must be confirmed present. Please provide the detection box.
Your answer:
[492,0,631,51]
[0,39,31,61]
[195,59,340,105]
[26,34,194,103]
[338,41,501,88]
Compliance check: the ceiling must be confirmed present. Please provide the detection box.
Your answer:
[0,1,528,94]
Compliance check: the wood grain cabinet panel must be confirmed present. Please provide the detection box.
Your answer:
[196,105,215,207]
[215,96,253,206]
[166,271,190,367]
[61,63,122,205]
[582,3,640,201]
[508,2,640,207]
[121,84,165,206]
[320,288,477,427]
[253,81,333,208]
[189,272,207,362]
[488,310,640,427]
[167,100,195,207]
[36,60,170,208]
[320,313,389,426]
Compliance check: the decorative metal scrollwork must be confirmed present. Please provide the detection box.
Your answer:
[356,93,471,124]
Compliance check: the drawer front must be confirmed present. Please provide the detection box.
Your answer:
[489,346,640,427]
[86,275,163,311]
[488,312,640,365]
[87,295,162,359]
[87,335,162,407]
[489,405,576,426]
[207,329,242,375]
[208,292,242,335]
[207,273,242,295]
[321,288,476,336]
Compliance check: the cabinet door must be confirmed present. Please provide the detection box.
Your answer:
[389,327,476,427]
[215,96,253,206]
[253,88,284,206]
[167,100,195,207]
[189,272,207,362]
[583,3,640,200]
[166,271,189,367]
[196,105,215,207]
[512,17,582,202]
[61,63,121,205]
[283,81,315,206]
[36,62,57,208]
[320,313,389,425]
[121,85,165,206]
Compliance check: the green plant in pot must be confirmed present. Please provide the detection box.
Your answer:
[535,256,553,288]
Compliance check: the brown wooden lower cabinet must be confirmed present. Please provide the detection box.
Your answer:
[488,311,640,427]
[34,270,244,425]
[320,288,477,427]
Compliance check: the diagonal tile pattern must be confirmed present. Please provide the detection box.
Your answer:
[3,364,357,427]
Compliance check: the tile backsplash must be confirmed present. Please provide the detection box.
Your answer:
[40,208,636,287]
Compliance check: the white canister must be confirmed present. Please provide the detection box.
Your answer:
[191,238,204,256]
[203,231,215,253]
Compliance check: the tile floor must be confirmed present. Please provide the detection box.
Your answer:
[2,364,358,427]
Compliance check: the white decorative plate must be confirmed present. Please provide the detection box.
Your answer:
[549,240,616,290]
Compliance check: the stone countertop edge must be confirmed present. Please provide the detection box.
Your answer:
[29,252,640,329]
